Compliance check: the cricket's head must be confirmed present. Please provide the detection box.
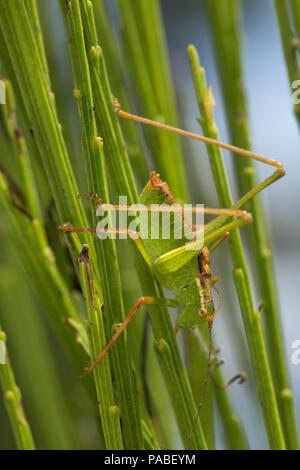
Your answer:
[149,171,177,204]
[140,171,177,206]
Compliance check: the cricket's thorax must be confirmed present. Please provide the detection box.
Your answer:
[197,247,212,304]
[196,276,213,307]
[196,247,215,325]
[175,247,215,330]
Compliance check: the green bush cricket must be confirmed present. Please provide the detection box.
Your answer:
[60,105,285,448]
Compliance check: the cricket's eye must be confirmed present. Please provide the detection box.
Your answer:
[197,250,203,272]
[199,307,207,317]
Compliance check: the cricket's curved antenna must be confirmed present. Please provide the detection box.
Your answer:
[114,102,283,169]
[185,326,213,450]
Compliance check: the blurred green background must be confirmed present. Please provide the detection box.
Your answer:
[0,0,299,450]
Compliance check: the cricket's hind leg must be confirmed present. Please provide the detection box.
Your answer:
[81,296,180,378]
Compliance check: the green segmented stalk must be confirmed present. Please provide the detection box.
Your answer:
[290,0,300,41]
[0,1,119,447]
[73,0,207,449]
[117,0,190,203]
[78,249,123,449]
[25,0,51,90]
[0,326,35,450]
[0,81,92,377]
[0,0,91,251]
[92,0,149,186]
[115,0,214,445]
[188,328,248,450]
[273,0,300,127]
[187,45,285,450]
[207,0,298,449]
[59,0,142,449]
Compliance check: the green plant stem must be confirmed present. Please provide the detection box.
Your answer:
[0,0,99,274]
[0,326,35,450]
[141,420,160,450]
[0,240,81,450]
[0,81,92,379]
[114,1,212,442]
[0,0,106,366]
[59,0,143,449]
[0,172,89,379]
[187,45,285,450]
[2,80,42,219]
[207,0,298,450]
[73,0,207,449]
[291,0,300,41]
[0,34,51,218]
[24,0,51,90]
[187,329,214,449]
[92,0,148,186]
[117,0,190,203]
[273,0,300,126]
[78,253,123,449]
[212,366,248,450]
[89,5,157,435]
[0,0,98,266]
[189,328,248,450]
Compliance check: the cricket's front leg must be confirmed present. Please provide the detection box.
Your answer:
[81,296,179,378]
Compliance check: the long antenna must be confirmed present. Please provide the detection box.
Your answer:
[115,107,282,169]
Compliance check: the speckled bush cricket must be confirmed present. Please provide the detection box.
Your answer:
[60,105,285,448]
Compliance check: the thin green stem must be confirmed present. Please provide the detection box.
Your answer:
[59,0,142,449]
[187,45,285,450]
[290,0,300,41]
[0,0,94,254]
[74,0,207,449]
[117,0,190,203]
[273,0,300,127]
[78,249,123,449]
[190,328,248,450]
[24,0,51,90]
[92,0,148,186]
[207,0,298,449]
[0,326,35,450]
[0,81,92,378]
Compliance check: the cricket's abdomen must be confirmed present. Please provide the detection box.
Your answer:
[174,276,213,330]
[196,275,215,323]
[175,247,216,330]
